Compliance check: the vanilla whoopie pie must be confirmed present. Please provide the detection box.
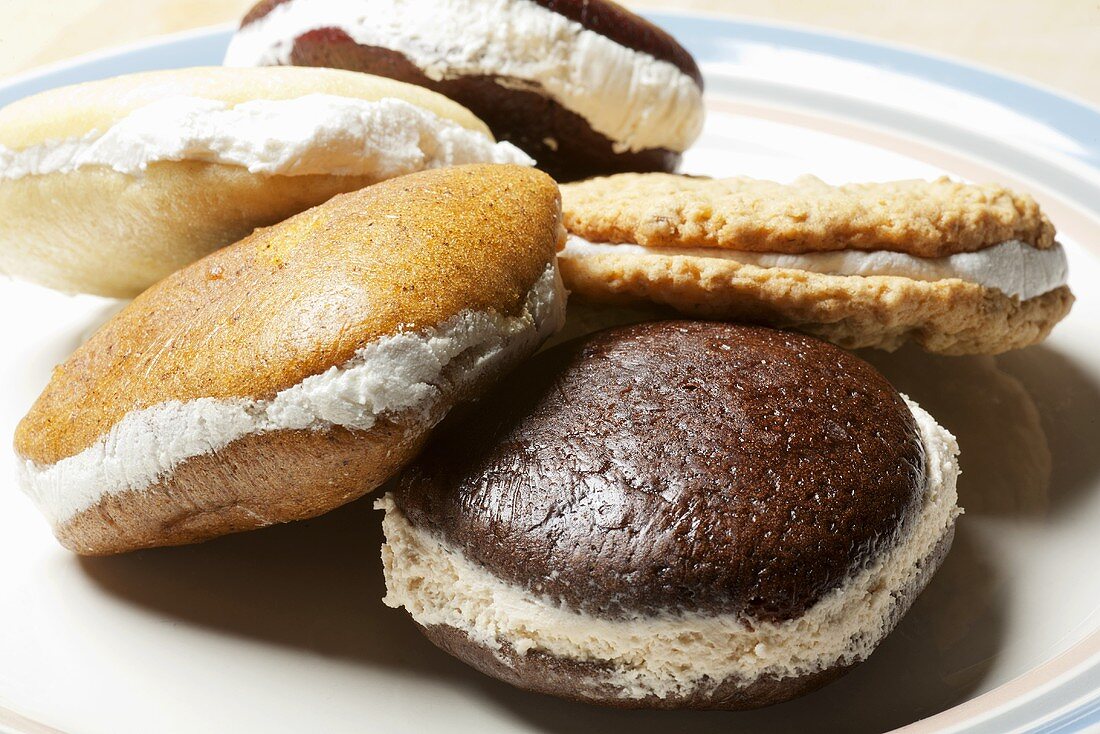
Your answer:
[15,165,565,555]
[0,66,529,297]
[379,321,961,709]
[560,174,1074,354]
[225,0,705,181]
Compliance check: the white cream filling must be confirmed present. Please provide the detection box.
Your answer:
[224,0,704,153]
[562,234,1068,301]
[19,264,566,526]
[0,93,532,180]
[379,397,960,699]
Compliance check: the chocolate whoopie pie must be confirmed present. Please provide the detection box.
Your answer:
[225,0,706,181]
[378,321,961,709]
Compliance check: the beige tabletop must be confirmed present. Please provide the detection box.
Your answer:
[1,0,1098,105]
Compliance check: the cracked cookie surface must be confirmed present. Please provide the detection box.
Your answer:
[562,174,1055,257]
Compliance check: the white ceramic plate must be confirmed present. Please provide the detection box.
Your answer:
[2,14,1100,734]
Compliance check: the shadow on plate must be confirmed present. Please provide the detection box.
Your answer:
[997,346,1100,519]
[79,492,475,680]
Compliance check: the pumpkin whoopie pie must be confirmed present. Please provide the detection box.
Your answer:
[379,320,961,709]
[0,66,529,297]
[559,173,1073,354]
[15,164,565,555]
[224,0,705,181]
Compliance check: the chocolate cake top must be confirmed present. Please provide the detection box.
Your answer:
[395,321,925,623]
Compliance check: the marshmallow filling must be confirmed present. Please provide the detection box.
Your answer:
[0,93,532,180]
[19,264,566,526]
[224,0,704,153]
[379,397,960,700]
[562,234,1068,301]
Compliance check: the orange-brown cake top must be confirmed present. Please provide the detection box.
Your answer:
[562,173,1054,257]
[16,164,562,465]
